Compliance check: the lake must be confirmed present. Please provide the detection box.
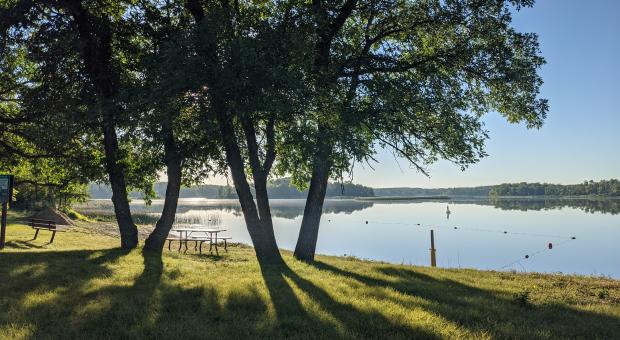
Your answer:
[74,197,620,278]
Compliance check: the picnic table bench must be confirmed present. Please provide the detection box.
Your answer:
[166,226,231,255]
[28,218,68,243]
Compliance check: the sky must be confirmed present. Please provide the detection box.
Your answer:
[353,0,620,188]
[204,0,620,189]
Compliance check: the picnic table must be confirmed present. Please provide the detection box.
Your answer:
[167,225,230,255]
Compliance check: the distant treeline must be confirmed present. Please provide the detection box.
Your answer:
[489,179,620,197]
[89,179,620,200]
[89,178,375,199]
[373,186,493,197]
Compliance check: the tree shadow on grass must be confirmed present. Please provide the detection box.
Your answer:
[311,261,620,339]
[74,250,275,339]
[259,261,440,339]
[6,244,616,339]
[0,247,273,339]
[0,247,129,336]
[3,239,47,249]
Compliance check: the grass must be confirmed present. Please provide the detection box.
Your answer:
[62,208,96,222]
[0,213,619,339]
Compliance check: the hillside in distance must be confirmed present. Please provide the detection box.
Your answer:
[89,179,620,200]
[373,186,493,197]
[89,178,375,200]
[374,179,620,198]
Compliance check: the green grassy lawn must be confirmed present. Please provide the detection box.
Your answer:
[0,216,619,339]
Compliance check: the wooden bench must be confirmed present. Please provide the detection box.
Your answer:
[28,218,67,243]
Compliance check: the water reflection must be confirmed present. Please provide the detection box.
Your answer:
[470,197,620,215]
[75,197,620,222]
[75,198,374,222]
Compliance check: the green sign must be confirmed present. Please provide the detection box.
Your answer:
[0,175,13,203]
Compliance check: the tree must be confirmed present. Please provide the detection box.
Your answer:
[177,0,309,263]
[126,0,225,252]
[0,157,90,209]
[285,0,549,261]
[1,2,101,210]
[1,1,155,249]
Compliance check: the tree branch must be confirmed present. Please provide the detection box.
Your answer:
[263,118,276,173]
[0,0,37,32]
[0,139,62,159]
[0,113,34,124]
[185,0,205,22]
[14,179,72,188]
[328,0,358,40]
[241,116,264,180]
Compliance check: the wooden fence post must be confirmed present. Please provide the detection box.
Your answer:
[430,229,437,267]
[0,202,7,249]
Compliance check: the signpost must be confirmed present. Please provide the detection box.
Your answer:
[0,174,14,249]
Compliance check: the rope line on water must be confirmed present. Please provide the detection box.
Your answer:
[499,238,576,270]
[354,219,578,271]
[361,219,574,240]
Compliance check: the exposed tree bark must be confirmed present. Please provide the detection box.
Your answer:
[144,128,183,252]
[294,141,332,261]
[215,103,282,264]
[64,0,138,249]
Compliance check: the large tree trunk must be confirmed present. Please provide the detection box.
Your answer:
[294,145,332,262]
[144,130,182,252]
[228,154,281,264]
[103,115,139,250]
[66,1,138,249]
[215,105,282,264]
[253,173,281,262]
[292,0,352,262]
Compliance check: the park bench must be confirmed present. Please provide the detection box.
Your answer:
[28,218,67,243]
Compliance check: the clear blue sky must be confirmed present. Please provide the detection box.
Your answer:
[353,0,620,188]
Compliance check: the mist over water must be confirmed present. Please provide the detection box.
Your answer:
[75,197,620,278]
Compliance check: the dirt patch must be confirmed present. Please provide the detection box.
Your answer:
[73,220,154,240]
[28,208,74,226]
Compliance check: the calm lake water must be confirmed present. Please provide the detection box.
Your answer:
[75,197,620,278]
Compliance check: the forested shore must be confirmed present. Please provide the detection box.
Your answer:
[85,178,620,200]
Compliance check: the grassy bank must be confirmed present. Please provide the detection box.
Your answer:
[0,218,619,339]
